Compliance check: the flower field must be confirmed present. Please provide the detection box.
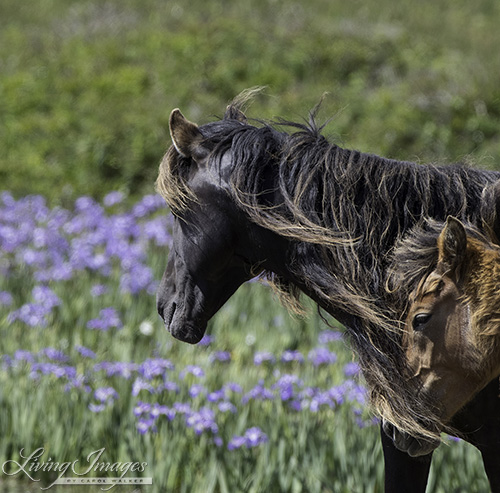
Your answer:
[0,192,491,492]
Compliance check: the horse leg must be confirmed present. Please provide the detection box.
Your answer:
[449,379,500,493]
[481,449,500,493]
[381,424,433,493]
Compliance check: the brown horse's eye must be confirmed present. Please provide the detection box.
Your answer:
[412,313,432,331]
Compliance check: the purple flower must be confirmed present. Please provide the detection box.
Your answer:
[14,350,35,363]
[138,358,174,380]
[87,307,122,331]
[318,330,343,344]
[64,374,91,393]
[209,351,231,363]
[224,382,243,394]
[327,381,367,407]
[161,381,180,393]
[344,362,361,377]
[288,400,305,412]
[131,195,165,218]
[253,351,275,366]
[281,350,304,363]
[30,362,76,380]
[103,191,125,207]
[93,361,138,379]
[207,389,226,402]
[89,403,106,413]
[218,401,237,413]
[137,417,156,434]
[90,284,108,297]
[227,436,246,451]
[75,345,96,359]
[189,384,207,398]
[8,303,50,327]
[244,427,269,447]
[198,334,214,346]
[309,391,335,412]
[74,196,99,213]
[242,381,274,404]
[40,347,69,362]
[120,264,155,294]
[185,407,218,435]
[31,286,61,309]
[0,291,13,306]
[179,365,205,379]
[163,407,177,421]
[272,374,303,401]
[308,347,337,366]
[132,377,154,396]
[94,386,118,403]
[134,401,152,417]
[173,402,191,414]
[142,217,172,247]
[150,403,170,418]
[228,427,268,450]
[89,387,117,413]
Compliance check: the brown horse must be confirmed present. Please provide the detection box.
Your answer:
[389,182,500,441]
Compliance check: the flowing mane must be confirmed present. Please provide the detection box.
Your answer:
[156,93,500,440]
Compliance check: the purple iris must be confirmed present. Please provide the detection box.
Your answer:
[228,427,268,450]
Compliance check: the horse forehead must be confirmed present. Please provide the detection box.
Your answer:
[413,274,444,302]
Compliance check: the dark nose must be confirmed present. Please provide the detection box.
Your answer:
[157,257,176,323]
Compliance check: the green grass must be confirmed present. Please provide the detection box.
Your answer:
[2,0,500,202]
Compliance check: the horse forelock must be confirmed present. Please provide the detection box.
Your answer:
[155,146,194,214]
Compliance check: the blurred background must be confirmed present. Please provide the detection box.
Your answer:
[1,1,500,491]
[2,0,500,203]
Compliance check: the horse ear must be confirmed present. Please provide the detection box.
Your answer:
[224,104,247,123]
[437,216,467,274]
[481,180,500,245]
[169,109,208,161]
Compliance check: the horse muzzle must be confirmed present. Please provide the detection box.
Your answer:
[382,420,440,457]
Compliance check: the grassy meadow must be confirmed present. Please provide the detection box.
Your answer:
[0,194,491,492]
[2,0,500,491]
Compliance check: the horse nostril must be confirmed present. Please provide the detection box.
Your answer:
[157,300,165,322]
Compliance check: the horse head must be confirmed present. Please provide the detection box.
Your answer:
[156,107,286,343]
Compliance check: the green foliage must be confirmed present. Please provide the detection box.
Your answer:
[2,0,500,202]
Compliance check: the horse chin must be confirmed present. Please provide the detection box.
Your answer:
[382,420,440,457]
[169,323,206,344]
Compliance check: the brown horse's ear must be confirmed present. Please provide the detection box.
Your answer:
[437,216,467,274]
[481,180,500,245]
[169,109,208,161]
[224,105,247,123]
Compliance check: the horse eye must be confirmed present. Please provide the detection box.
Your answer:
[412,313,432,331]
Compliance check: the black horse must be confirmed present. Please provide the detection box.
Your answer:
[156,93,500,492]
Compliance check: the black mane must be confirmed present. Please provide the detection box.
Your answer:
[157,98,500,437]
